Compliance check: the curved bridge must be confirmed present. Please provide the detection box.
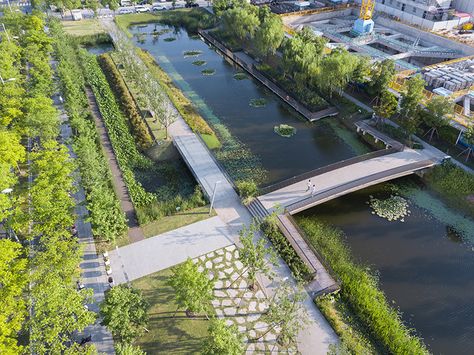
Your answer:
[258,149,441,215]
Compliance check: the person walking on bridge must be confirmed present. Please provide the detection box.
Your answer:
[307,179,312,192]
[311,184,317,197]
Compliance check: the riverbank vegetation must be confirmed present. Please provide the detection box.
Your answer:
[0,13,96,352]
[296,217,429,354]
[81,50,207,224]
[425,162,474,217]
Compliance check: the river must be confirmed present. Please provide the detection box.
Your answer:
[128,23,474,354]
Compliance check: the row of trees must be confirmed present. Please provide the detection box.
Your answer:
[0,11,96,353]
[50,19,127,242]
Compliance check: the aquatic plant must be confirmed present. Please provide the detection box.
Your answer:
[274,124,296,138]
[368,194,410,222]
[249,98,267,108]
[163,37,176,42]
[192,60,206,66]
[233,72,248,80]
[184,50,202,58]
[201,68,216,76]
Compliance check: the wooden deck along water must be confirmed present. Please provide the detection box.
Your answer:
[355,120,405,151]
[198,30,339,122]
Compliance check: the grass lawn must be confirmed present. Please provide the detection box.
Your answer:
[62,19,105,36]
[142,205,215,238]
[132,267,210,353]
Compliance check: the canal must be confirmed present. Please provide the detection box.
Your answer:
[129,23,474,354]
[130,23,366,186]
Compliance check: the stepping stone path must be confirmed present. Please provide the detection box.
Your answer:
[192,244,297,353]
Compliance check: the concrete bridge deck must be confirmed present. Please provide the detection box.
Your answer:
[258,149,439,214]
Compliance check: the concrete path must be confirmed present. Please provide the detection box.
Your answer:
[108,216,234,284]
[56,92,114,354]
[85,87,144,243]
[259,149,435,212]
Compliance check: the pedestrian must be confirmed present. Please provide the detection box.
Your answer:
[311,184,317,197]
[306,179,311,192]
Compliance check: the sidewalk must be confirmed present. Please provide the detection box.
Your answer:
[56,91,114,354]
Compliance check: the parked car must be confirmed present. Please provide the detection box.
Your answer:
[135,5,150,12]
[152,4,166,10]
[118,7,134,14]
[185,2,199,7]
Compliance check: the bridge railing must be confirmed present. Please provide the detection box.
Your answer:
[259,148,398,196]
[286,159,435,214]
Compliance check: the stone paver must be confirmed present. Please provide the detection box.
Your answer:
[108,216,234,284]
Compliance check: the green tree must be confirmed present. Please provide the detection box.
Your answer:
[85,0,100,16]
[234,221,277,290]
[399,75,425,143]
[21,95,59,140]
[168,258,215,317]
[368,59,396,101]
[374,90,398,125]
[318,48,359,97]
[460,126,474,161]
[254,6,284,58]
[0,240,27,354]
[222,5,259,41]
[423,95,453,141]
[201,318,244,355]
[352,55,372,85]
[0,130,26,172]
[115,343,146,355]
[261,283,309,347]
[212,0,245,17]
[100,285,149,343]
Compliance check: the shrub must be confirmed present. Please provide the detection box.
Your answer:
[98,53,153,150]
[260,217,312,282]
[425,162,474,216]
[236,180,258,204]
[296,217,428,354]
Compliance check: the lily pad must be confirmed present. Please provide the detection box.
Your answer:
[274,124,296,138]
[249,98,267,108]
[184,50,202,58]
[233,72,248,80]
[192,60,207,66]
[163,37,176,42]
[201,68,216,76]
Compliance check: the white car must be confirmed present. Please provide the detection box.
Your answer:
[118,7,134,14]
[135,5,150,12]
[152,4,166,10]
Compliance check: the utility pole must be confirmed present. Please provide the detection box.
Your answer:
[209,181,221,215]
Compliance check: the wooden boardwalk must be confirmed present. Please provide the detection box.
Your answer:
[355,120,405,150]
[199,30,339,122]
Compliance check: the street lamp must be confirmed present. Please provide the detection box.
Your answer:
[209,180,221,215]
[1,188,13,194]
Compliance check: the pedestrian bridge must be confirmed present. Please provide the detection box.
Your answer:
[258,149,441,215]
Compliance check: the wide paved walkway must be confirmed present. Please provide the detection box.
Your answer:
[109,216,235,284]
[259,149,435,212]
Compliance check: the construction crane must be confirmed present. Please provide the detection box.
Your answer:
[359,0,375,21]
[352,0,376,36]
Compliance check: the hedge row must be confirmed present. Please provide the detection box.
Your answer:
[296,217,428,354]
[98,53,153,151]
[80,50,156,207]
[137,49,216,137]
[51,20,127,242]
[261,217,313,282]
